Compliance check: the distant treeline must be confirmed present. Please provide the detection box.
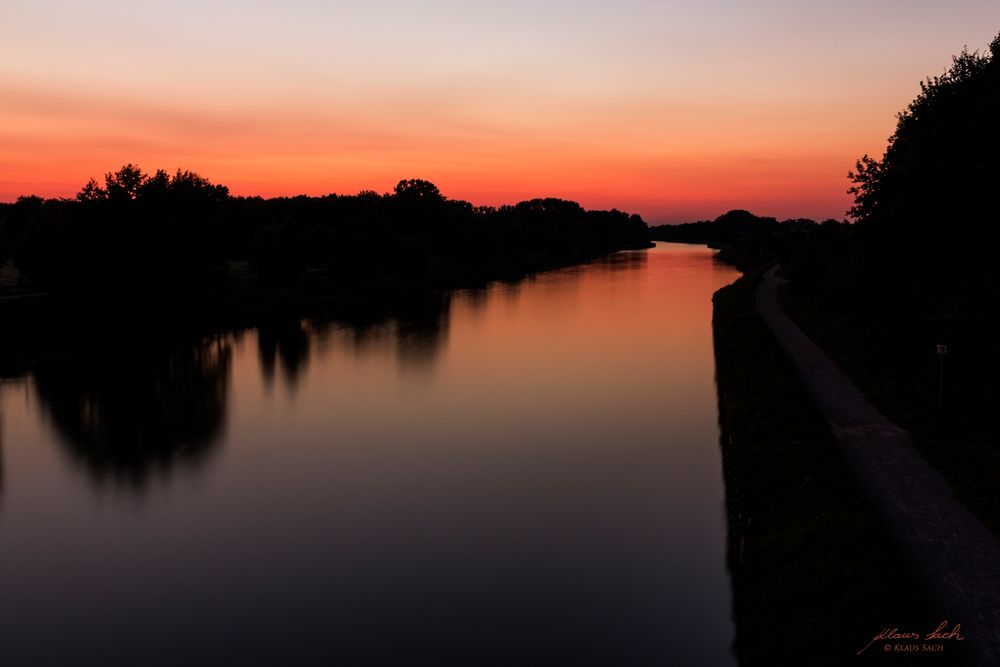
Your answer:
[0,169,651,316]
[697,32,1000,456]
[649,210,841,270]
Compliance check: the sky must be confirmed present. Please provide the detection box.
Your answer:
[2,1,1000,223]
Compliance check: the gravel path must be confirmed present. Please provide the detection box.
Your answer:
[756,267,1000,666]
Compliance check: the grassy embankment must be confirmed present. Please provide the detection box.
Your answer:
[713,271,958,665]
[780,283,1000,540]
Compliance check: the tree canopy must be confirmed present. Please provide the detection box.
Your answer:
[1,167,651,313]
[75,165,230,204]
[848,33,1000,254]
[392,179,443,202]
[843,32,1000,330]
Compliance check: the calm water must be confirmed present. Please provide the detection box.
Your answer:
[0,243,740,666]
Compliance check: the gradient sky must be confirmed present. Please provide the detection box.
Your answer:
[3,1,1000,222]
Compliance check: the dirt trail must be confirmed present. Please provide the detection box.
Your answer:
[756,267,1000,666]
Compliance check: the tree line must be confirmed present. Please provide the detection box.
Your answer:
[648,209,833,270]
[0,169,651,317]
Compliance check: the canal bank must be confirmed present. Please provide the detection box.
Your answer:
[712,271,950,665]
[756,267,1000,666]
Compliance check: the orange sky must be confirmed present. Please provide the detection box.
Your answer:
[3,1,1000,223]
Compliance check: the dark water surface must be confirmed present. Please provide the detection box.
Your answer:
[0,243,740,666]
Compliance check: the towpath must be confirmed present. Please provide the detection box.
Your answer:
[756,267,1000,666]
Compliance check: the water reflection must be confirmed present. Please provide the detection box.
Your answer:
[393,294,451,375]
[258,319,311,391]
[591,248,649,272]
[31,297,460,492]
[33,338,232,491]
[0,401,4,507]
[17,248,673,502]
[0,245,740,665]
[298,294,454,380]
[0,379,30,509]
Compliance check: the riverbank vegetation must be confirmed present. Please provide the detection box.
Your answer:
[0,171,650,373]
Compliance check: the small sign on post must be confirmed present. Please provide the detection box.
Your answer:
[937,344,947,410]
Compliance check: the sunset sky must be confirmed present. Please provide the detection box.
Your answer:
[3,1,1000,223]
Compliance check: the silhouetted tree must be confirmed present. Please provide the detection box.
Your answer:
[847,31,1000,352]
[15,164,231,302]
[104,163,146,201]
[5,166,650,327]
[393,178,443,203]
[76,178,106,202]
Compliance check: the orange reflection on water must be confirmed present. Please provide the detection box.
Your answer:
[0,242,741,665]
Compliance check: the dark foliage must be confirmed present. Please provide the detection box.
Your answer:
[8,166,230,305]
[843,33,1000,361]
[776,32,1000,538]
[33,338,231,489]
[1,169,651,320]
[649,210,824,270]
[780,31,1000,426]
[713,273,933,666]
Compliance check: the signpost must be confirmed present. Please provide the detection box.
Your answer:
[936,344,947,411]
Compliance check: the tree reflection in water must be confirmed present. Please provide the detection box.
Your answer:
[592,248,648,273]
[393,293,451,376]
[277,293,455,386]
[0,399,4,507]
[33,338,232,491]
[26,254,647,494]
[257,320,311,392]
[0,379,31,508]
